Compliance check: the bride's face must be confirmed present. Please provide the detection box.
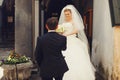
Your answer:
[64,10,72,22]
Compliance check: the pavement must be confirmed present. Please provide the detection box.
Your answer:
[0,48,104,80]
[30,70,104,80]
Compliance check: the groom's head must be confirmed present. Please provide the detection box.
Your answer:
[46,17,58,30]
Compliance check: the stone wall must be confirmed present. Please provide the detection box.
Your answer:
[0,7,2,42]
[15,0,33,58]
[92,0,114,80]
[112,27,120,80]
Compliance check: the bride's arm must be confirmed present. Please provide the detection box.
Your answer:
[63,28,79,36]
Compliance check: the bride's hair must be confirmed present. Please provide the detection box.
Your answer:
[64,9,71,13]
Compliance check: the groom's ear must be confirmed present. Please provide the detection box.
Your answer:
[55,25,58,29]
[46,24,49,30]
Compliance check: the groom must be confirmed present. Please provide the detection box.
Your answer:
[35,17,68,80]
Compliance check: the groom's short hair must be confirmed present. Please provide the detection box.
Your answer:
[46,17,58,30]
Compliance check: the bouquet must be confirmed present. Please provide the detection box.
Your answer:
[56,25,64,33]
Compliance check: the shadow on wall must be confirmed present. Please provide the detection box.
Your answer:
[95,62,111,80]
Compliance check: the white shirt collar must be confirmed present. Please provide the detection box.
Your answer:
[48,30,56,32]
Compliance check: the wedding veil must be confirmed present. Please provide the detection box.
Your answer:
[59,5,89,46]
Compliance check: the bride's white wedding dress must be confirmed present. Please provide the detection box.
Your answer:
[0,67,4,79]
[61,22,95,80]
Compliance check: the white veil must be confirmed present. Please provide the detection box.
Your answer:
[59,5,89,47]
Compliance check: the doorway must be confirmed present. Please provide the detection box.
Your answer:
[39,0,73,35]
[39,0,93,54]
[0,0,15,48]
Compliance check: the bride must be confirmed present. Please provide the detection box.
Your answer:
[58,5,95,80]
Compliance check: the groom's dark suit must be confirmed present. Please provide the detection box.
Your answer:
[35,32,68,79]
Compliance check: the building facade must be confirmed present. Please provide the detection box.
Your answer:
[0,0,120,80]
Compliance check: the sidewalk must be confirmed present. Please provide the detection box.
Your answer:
[30,72,41,80]
[0,48,104,80]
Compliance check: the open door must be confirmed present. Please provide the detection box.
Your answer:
[39,0,93,54]
[39,0,73,35]
[83,9,93,53]
[0,0,15,48]
[78,0,93,54]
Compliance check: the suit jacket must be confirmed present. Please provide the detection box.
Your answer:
[35,32,68,77]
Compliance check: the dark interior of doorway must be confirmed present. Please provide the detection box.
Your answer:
[39,0,74,34]
[0,0,15,48]
[39,0,93,55]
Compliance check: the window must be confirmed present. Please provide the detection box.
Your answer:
[109,0,120,26]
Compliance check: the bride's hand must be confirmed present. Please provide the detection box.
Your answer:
[62,33,69,36]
